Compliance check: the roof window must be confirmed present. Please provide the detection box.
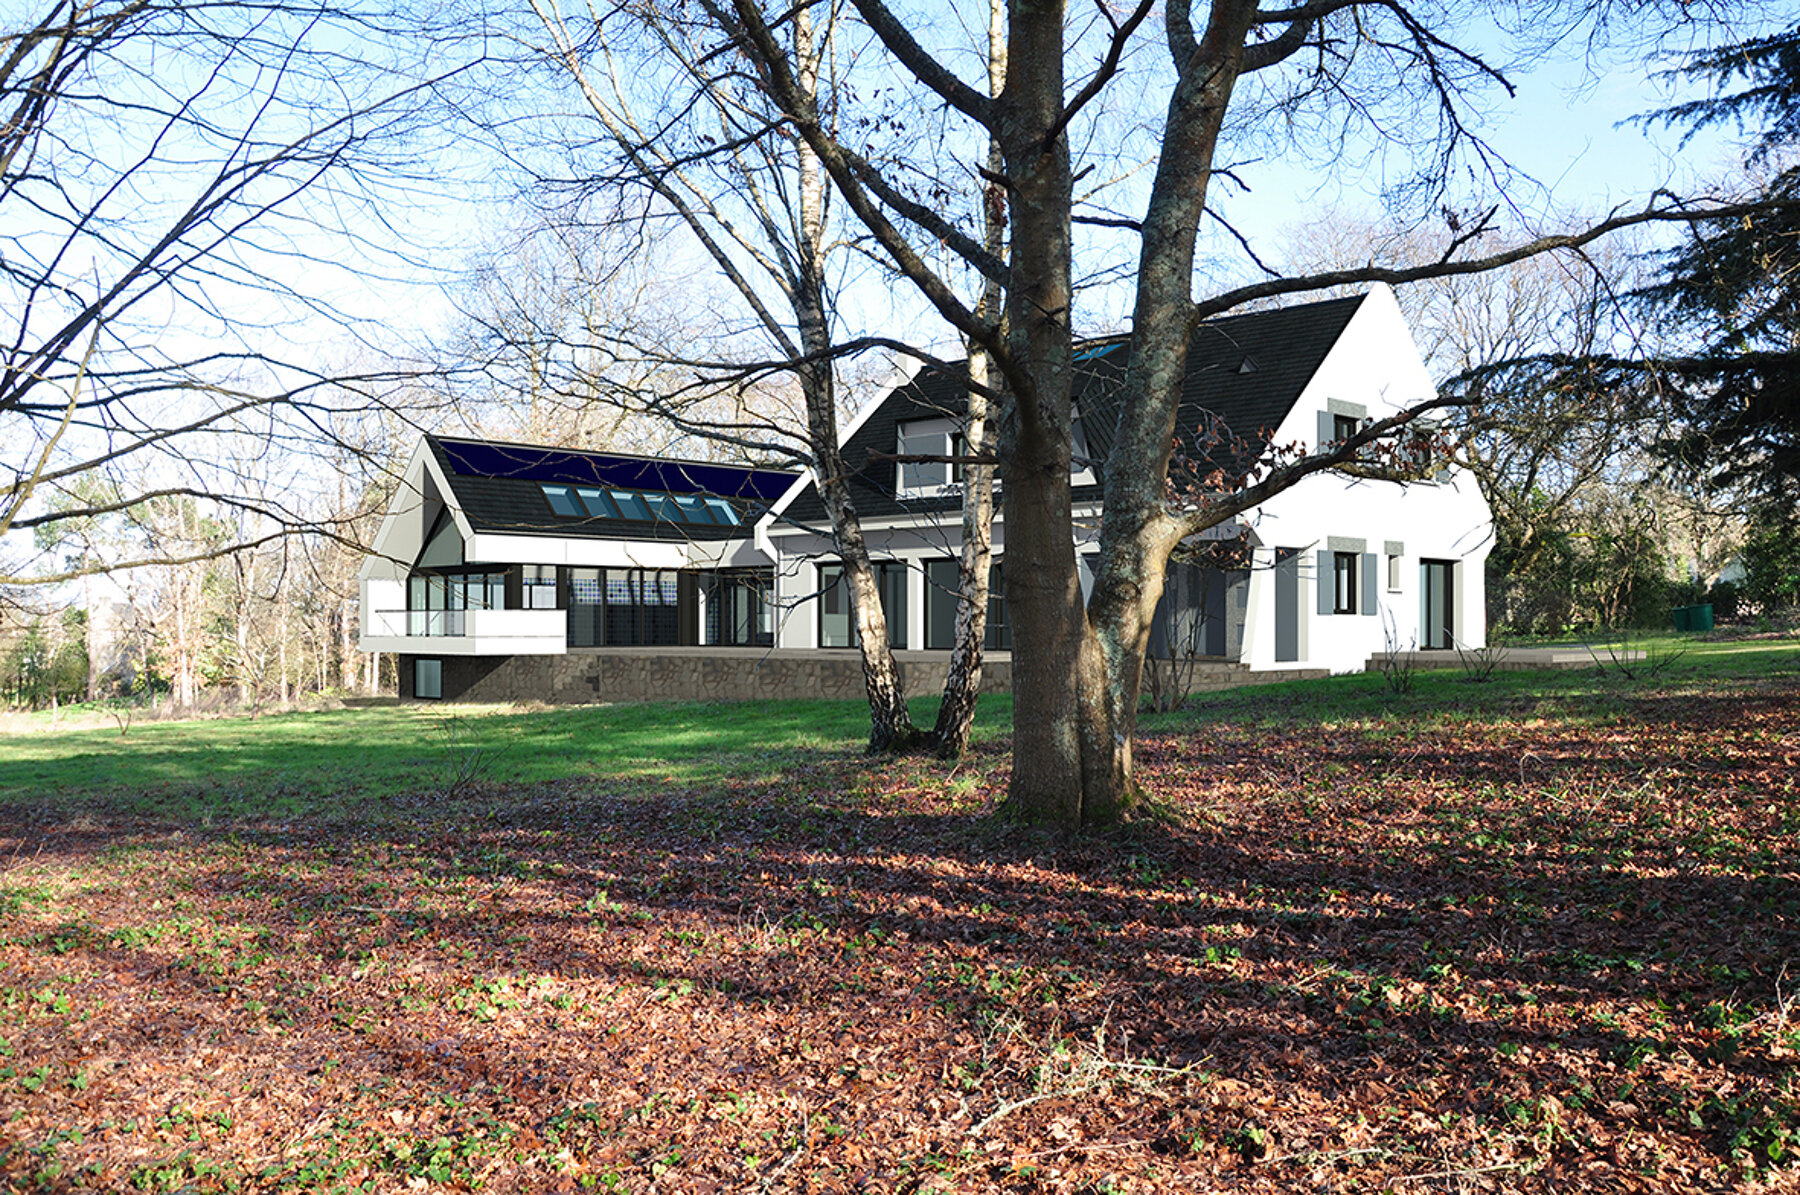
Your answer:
[540,482,749,525]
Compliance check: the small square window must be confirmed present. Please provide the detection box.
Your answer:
[1332,414,1359,444]
[414,658,442,700]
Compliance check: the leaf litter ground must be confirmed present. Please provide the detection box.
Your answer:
[2,670,1798,1192]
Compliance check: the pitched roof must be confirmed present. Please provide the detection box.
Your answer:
[426,435,797,542]
[779,292,1366,527]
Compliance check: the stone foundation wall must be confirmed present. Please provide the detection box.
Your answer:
[398,648,1014,705]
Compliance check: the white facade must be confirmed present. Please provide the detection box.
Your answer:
[760,285,1492,674]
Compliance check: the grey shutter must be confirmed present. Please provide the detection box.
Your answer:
[1361,552,1377,615]
[1317,411,1335,452]
[1317,550,1333,616]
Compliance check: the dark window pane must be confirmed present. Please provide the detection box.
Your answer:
[607,490,650,520]
[414,658,442,699]
[576,487,616,518]
[542,484,582,517]
[1333,551,1357,614]
[925,559,958,650]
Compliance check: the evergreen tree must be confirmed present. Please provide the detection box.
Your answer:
[1640,25,1800,512]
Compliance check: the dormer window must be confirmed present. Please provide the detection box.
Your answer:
[896,418,959,496]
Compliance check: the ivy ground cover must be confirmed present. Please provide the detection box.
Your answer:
[1,636,1797,1192]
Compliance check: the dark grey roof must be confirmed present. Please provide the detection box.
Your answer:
[427,435,798,542]
[780,293,1366,527]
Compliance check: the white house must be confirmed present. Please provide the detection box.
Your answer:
[763,284,1491,676]
[359,286,1491,701]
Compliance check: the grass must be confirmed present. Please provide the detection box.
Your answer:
[1144,628,1800,734]
[0,695,1012,820]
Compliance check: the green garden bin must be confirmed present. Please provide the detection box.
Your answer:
[1671,604,1715,632]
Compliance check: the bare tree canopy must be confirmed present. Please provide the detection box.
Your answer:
[1,0,479,589]
[647,0,1788,827]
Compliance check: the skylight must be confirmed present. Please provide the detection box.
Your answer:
[540,482,746,526]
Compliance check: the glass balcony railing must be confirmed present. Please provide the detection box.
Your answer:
[376,610,466,637]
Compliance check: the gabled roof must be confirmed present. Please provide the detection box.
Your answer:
[779,292,1366,526]
[426,435,798,542]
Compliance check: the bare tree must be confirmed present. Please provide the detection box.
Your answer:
[683,0,1776,828]
[1,0,475,588]
[500,0,1025,749]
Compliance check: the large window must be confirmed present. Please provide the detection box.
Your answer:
[407,571,505,636]
[924,558,1009,651]
[819,563,908,649]
[703,571,774,647]
[568,568,684,647]
[1332,552,1359,615]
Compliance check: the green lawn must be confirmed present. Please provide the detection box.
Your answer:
[1148,629,1800,733]
[0,695,1014,819]
[2,630,1793,822]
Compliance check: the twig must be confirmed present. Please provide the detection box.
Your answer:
[1386,1160,1526,1186]
[758,1111,809,1193]
[1267,1145,1392,1167]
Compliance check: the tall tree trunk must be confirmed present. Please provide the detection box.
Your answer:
[932,0,1007,757]
[793,6,917,751]
[1000,0,1261,826]
[995,0,1093,825]
[1081,0,1260,820]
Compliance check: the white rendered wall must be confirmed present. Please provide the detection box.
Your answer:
[1236,285,1492,673]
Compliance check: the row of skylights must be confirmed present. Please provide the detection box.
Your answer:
[540,483,743,526]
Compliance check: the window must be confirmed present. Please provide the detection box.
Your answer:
[541,484,582,517]
[1387,554,1402,592]
[673,494,715,524]
[414,658,442,700]
[575,487,616,517]
[818,563,908,648]
[407,570,504,635]
[924,558,1008,650]
[523,565,558,609]
[608,490,651,521]
[703,571,773,647]
[1332,413,1359,444]
[1333,551,1358,614]
[568,567,684,647]
[897,420,954,493]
